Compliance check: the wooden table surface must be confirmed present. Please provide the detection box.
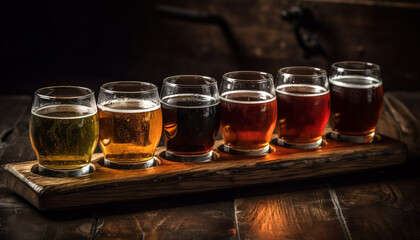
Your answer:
[1,92,419,240]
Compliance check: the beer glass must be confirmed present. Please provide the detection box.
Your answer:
[97,81,162,169]
[329,61,383,143]
[30,86,99,177]
[219,71,277,155]
[276,67,330,149]
[161,75,220,162]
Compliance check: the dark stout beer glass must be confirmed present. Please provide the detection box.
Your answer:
[329,61,383,143]
[161,75,220,162]
[276,67,330,149]
[220,71,277,155]
[30,86,99,176]
[98,82,162,169]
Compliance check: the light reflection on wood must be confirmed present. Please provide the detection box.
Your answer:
[235,183,346,239]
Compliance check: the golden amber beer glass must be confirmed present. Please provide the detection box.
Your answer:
[30,86,99,176]
[98,81,162,169]
[219,71,277,155]
[329,61,383,143]
[276,67,330,149]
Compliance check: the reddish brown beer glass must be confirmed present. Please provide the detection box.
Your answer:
[219,71,277,155]
[276,67,330,149]
[329,61,383,143]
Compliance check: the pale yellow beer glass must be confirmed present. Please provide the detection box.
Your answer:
[30,86,99,176]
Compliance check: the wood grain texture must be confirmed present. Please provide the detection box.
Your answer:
[0,104,36,165]
[376,94,402,143]
[0,96,31,140]
[0,96,33,166]
[379,92,420,159]
[234,180,346,240]
[0,185,95,240]
[93,195,237,240]
[329,171,420,240]
[2,135,406,210]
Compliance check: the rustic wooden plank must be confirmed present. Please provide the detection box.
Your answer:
[0,96,35,182]
[386,175,420,217]
[376,94,402,144]
[0,96,31,136]
[0,96,32,167]
[329,171,420,240]
[376,92,420,159]
[2,135,406,210]
[381,92,420,159]
[0,185,95,240]
[234,180,346,240]
[93,193,237,240]
[0,101,36,164]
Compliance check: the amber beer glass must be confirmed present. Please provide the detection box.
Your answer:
[98,82,162,168]
[161,75,220,162]
[329,61,383,143]
[30,86,99,176]
[220,71,277,155]
[276,67,330,149]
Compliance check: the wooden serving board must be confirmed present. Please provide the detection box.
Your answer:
[2,135,406,211]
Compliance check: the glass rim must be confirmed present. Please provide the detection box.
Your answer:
[35,86,94,100]
[100,81,158,94]
[278,66,327,77]
[163,75,217,88]
[223,71,273,83]
[331,61,381,72]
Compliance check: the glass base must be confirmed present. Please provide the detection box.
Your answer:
[327,131,376,143]
[162,150,215,163]
[276,138,324,149]
[101,157,159,169]
[32,163,95,178]
[219,144,271,156]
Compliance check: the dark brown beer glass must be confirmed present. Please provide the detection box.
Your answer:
[161,75,220,162]
[276,67,330,149]
[219,71,277,155]
[329,61,383,143]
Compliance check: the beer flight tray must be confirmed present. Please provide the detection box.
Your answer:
[2,134,406,211]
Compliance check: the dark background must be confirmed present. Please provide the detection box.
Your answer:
[3,0,420,95]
